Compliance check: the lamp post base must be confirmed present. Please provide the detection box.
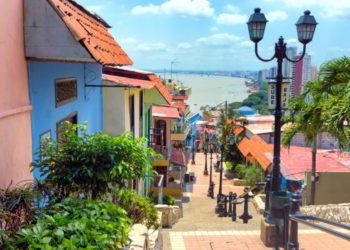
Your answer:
[203,169,209,175]
[191,160,196,165]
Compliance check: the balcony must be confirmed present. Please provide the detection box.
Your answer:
[171,124,190,141]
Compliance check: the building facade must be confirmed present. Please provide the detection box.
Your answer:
[0,0,33,187]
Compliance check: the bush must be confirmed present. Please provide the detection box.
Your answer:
[235,165,264,187]
[225,162,234,171]
[11,198,131,250]
[33,123,155,200]
[0,183,38,247]
[148,192,176,206]
[113,189,159,229]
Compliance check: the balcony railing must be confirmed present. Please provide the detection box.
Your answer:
[149,128,169,160]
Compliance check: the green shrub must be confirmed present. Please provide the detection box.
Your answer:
[148,192,176,206]
[235,164,247,179]
[12,198,131,250]
[33,123,155,200]
[114,189,160,229]
[225,162,234,170]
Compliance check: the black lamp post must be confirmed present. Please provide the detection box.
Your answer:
[247,7,317,246]
[247,8,317,192]
[203,131,209,175]
[218,144,224,196]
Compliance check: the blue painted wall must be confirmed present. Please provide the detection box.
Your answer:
[28,61,103,179]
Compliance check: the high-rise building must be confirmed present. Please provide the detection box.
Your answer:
[293,53,312,95]
[269,66,277,79]
[283,47,297,96]
[311,65,318,81]
[258,69,269,84]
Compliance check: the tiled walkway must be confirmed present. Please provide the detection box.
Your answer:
[162,153,350,250]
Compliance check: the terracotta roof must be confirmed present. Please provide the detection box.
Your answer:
[237,137,251,157]
[148,75,173,104]
[48,0,132,65]
[170,149,188,167]
[233,126,245,136]
[172,95,188,101]
[102,74,155,89]
[237,135,272,171]
[172,102,187,114]
[245,123,274,135]
[152,105,179,119]
[102,67,156,89]
[279,147,350,181]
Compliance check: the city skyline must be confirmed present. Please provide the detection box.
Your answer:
[76,0,350,71]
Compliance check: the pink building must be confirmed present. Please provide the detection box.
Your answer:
[0,1,32,187]
[293,55,303,96]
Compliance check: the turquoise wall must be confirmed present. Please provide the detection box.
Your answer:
[28,61,103,179]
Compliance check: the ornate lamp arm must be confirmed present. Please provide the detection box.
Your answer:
[255,42,276,62]
[285,44,307,63]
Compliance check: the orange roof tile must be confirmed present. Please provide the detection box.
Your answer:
[237,135,272,171]
[148,74,173,104]
[152,105,179,119]
[172,102,186,114]
[48,0,132,66]
[233,126,245,136]
[102,74,155,89]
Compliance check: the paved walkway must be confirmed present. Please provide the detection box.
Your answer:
[162,153,350,250]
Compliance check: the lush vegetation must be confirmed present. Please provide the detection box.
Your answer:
[148,192,176,206]
[33,122,154,200]
[113,189,159,229]
[282,56,350,204]
[1,123,160,249]
[235,164,264,186]
[229,82,269,115]
[6,198,131,250]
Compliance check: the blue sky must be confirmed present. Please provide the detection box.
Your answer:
[77,0,350,71]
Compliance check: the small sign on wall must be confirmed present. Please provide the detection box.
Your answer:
[268,81,290,110]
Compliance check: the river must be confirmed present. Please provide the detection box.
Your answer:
[172,74,250,113]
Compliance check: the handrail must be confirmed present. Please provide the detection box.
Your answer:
[290,214,350,241]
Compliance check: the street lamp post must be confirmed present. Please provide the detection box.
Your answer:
[247,8,317,246]
[207,143,214,198]
[218,144,224,196]
[203,131,209,175]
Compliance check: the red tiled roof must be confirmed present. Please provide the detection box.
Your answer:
[237,135,272,171]
[148,75,173,104]
[233,126,245,136]
[172,95,188,101]
[48,0,132,65]
[172,102,186,114]
[279,147,350,181]
[170,149,188,167]
[152,105,179,119]
[102,74,155,89]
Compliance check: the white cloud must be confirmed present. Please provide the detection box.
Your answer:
[131,0,214,17]
[196,33,242,46]
[285,38,298,44]
[224,4,241,13]
[239,40,254,47]
[263,0,350,18]
[177,43,193,49]
[216,13,248,25]
[266,10,288,22]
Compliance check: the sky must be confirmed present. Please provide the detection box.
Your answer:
[76,0,350,71]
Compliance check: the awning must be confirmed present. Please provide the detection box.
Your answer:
[103,74,155,89]
[152,105,179,119]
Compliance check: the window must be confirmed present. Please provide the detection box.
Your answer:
[55,78,77,107]
[129,95,135,136]
[56,112,78,142]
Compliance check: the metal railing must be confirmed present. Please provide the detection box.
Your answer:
[284,192,350,250]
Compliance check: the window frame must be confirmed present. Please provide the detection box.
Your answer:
[55,77,78,108]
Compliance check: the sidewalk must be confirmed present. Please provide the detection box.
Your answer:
[162,153,350,250]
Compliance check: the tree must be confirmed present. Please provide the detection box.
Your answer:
[33,122,155,200]
[282,80,327,205]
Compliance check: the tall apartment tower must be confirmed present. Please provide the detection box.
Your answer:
[293,53,312,95]
[283,47,297,95]
[258,69,269,84]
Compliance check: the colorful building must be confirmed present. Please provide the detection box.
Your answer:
[24,0,132,179]
[0,0,33,187]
